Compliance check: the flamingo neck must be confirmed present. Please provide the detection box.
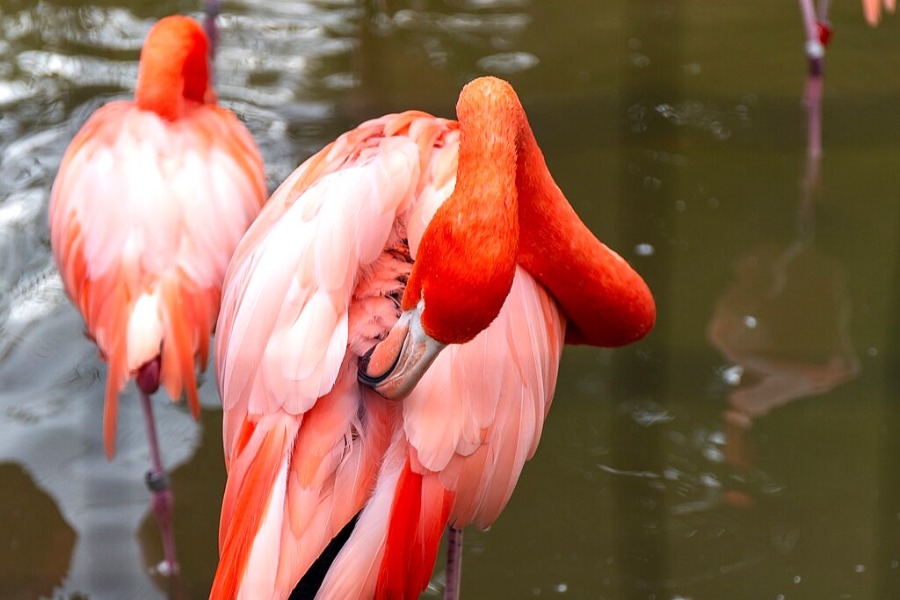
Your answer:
[402,78,521,344]
[407,76,655,347]
[135,16,211,121]
[515,123,656,346]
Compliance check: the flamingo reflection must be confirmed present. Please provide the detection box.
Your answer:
[707,74,859,508]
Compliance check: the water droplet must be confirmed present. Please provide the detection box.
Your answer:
[855,564,866,573]
[643,176,662,191]
[699,473,721,487]
[477,51,539,74]
[635,243,655,257]
[721,365,743,385]
[793,575,802,584]
[742,315,757,329]
[630,53,650,68]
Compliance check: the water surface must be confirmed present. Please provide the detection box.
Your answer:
[2,0,900,598]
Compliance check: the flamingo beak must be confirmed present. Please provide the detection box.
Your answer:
[358,304,446,399]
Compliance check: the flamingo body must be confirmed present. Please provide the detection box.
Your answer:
[211,79,654,599]
[49,15,267,456]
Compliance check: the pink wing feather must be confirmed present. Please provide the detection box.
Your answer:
[213,114,441,599]
[406,268,565,528]
[314,268,565,599]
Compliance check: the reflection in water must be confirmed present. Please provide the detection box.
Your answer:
[0,462,75,599]
[707,75,858,507]
[0,273,216,598]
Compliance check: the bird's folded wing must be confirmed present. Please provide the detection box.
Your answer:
[402,268,566,528]
[212,133,422,598]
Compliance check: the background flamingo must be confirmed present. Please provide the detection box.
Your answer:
[209,76,654,599]
[48,15,266,573]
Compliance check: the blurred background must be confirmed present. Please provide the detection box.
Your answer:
[1,0,900,598]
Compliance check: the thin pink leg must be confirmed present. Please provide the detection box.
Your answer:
[798,0,825,76]
[799,74,823,236]
[137,359,179,575]
[444,527,464,600]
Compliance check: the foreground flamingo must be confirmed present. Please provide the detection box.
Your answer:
[210,76,655,599]
[49,15,266,572]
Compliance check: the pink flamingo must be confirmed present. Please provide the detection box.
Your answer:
[209,76,655,599]
[48,15,266,573]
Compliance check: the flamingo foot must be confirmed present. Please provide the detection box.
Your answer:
[444,527,464,600]
[146,470,180,575]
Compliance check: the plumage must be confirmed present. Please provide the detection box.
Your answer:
[49,16,266,457]
[211,77,654,599]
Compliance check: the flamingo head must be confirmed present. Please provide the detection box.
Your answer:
[358,192,520,398]
[359,82,522,398]
[135,15,212,120]
[358,77,656,400]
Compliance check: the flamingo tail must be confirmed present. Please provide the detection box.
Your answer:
[376,458,454,599]
[210,415,296,600]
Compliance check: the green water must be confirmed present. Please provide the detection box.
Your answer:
[1,1,900,598]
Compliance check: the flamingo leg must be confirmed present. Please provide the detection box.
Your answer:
[816,0,832,23]
[203,0,222,65]
[138,383,179,575]
[798,0,825,76]
[444,526,464,600]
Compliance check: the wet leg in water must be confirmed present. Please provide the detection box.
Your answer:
[445,527,463,600]
[137,359,179,574]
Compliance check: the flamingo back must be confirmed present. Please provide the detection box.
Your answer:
[49,100,265,455]
[213,111,461,598]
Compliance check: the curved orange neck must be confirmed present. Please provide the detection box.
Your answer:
[514,120,656,347]
[405,77,655,347]
[135,16,211,121]
[403,79,520,344]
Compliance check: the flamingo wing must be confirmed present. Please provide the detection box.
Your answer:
[212,114,448,599]
[410,267,566,527]
[314,267,565,599]
[48,101,265,456]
